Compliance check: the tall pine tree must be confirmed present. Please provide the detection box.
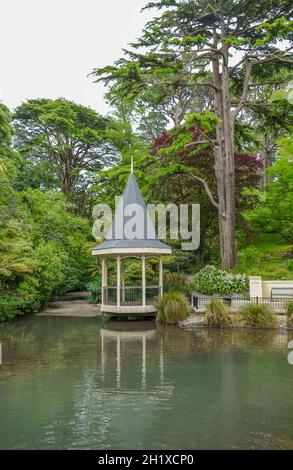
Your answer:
[93,0,292,267]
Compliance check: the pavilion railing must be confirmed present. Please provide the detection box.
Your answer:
[103,286,161,306]
[146,286,161,305]
[121,286,142,306]
[104,287,118,305]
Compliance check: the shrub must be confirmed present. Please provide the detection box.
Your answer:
[286,301,293,328]
[164,272,191,296]
[194,265,248,295]
[204,300,231,328]
[86,276,101,303]
[0,189,93,321]
[17,242,66,312]
[17,275,42,312]
[156,291,190,325]
[240,304,278,328]
[0,295,24,321]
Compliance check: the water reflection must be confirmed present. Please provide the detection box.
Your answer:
[0,317,292,449]
[101,322,168,391]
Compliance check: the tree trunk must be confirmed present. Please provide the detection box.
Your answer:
[212,29,236,269]
[60,149,76,199]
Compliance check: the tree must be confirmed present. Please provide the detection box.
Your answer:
[245,137,293,242]
[93,0,293,267]
[246,85,293,187]
[0,103,94,320]
[149,125,262,262]
[13,99,114,208]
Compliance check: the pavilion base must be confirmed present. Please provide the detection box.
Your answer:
[100,304,157,317]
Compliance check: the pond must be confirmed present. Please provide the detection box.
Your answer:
[0,316,292,449]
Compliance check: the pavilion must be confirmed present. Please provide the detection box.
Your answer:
[92,163,171,316]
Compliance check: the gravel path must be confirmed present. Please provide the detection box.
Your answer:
[37,292,101,318]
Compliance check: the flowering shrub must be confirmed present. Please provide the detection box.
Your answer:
[194,265,248,296]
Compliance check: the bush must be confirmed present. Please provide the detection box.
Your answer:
[86,276,101,303]
[164,272,191,296]
[204,300,231,328]
[287,301,293,328]
[156,291,190,325]
[194,265,248,295]
[17,242,66,312]
[240,304,278,328]
[0,189,93,321]
[0,295,24,321]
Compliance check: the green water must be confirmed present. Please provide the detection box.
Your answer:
[0,316,292,449]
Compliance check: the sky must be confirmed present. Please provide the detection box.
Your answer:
[0,0,153,114]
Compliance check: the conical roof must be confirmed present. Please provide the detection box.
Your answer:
[92,173,171,255]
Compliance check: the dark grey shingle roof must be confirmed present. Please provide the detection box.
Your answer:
[93,173,171,253]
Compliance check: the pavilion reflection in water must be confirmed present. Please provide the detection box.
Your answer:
[100,322,172,394]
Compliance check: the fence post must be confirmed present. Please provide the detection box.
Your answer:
[192,295,198,309]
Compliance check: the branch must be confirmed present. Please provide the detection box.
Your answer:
[232,60,252,118]
[185,140,211,147]
[188,173,219,209]
[230,55,247,73]
[143,79,220,92]
[230,47,293,73]
[248,49,293,65]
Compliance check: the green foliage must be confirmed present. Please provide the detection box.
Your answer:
[287,301,293,328]
[156,291,190,325]
[245,138,293,243]
[236,234,293,280]
[164,272,191,296]
[1,3,293,319]
[86,276,102,303]
[92,0,292,269]
[240,304,278,329]
[0,166,93,320]
[0,295,24,322]
[237,246,263,269]
[122,258,158,285]
[204,300,231,328]
[194,265,248,295]
[287,301,293,316]
[13,98,114,205]
[165,249,199,274]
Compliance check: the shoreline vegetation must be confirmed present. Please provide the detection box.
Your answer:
[179,301,293,330]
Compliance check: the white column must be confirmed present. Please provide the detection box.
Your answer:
[101,257,106,305]
[142,335,146,388]
[159,256,163,297]
[121,259,125,304]
[116,334,121,388]
[249,276,262,298]
[104,258,108,286]
[117,256,121,306]
[101,333,106,380]
[142,255,146,306]
[159,336,164,385]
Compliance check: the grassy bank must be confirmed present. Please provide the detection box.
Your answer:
[236,234,292,280]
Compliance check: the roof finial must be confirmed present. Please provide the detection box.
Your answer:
[131,155,134,174]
